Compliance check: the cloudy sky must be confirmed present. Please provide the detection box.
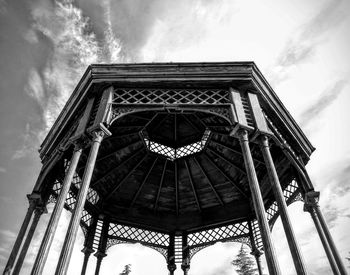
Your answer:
[0,0,349,274]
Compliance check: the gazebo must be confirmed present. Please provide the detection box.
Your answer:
[4,62,347,275]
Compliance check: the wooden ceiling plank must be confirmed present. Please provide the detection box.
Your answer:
[184,159,201,212]
[211,135,264,165]
[204,153,249,199]
[105,154,149,201]
[175,161,179,216]
[206,146,246,175]
[96,140,142,163]
[90,147,145,187]
[129,157,159,208]
[183,114,202,133]
[154,159,168,211]
[193,156,224,206]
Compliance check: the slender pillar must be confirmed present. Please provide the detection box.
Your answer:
[81,218,97,275]
[238,129,281,275]
[3,194,39,275]
[167,233,176,275]
[251,249,263,275]
[94,252,106,275]
[181,233,190,275]
[304,204,340,274]
[81,247,94,275]
[314,205,347,275]
[31,143,83,275]
[12,206,46,275]
[260,135,308,274]
[94,217,109,275]
[55,130,107,275]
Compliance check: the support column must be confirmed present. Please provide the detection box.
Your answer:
[55,130,108,275]
[304,192,343,275]
[12,205,46,275]
[81,247,94,275]
[3,193,39,275]
[251,248,263,275]
[167,233,176,275]
[314,205,347,275]
[94,252,107,275]
[94,217,109,275]
[181,233,190,275]
[259,135,308,275]
[238,129,281,275]
[31,143,83,275]
[81,218,97,275]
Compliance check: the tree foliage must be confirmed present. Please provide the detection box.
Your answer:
[119,264,131,275]
[232,245,258,275]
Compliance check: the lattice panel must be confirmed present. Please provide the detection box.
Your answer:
[112,88,230,105]
[86,188,100,205]
[267,179,303,228]
[108,223,169,247]
[65,191,76,210]
[266,201,278,221]
[81,209,93,227]
[52,180,62,196]
[188,222,249,247]
[143,129,211,161]
[93,219,103,250]
[284,179,299,200]
[251,220,263,250]
[174,236,183,263]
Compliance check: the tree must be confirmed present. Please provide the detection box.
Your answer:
[232,245,258,275]
[119,264,131,275]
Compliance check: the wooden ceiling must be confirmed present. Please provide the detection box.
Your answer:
[75,110,294,232]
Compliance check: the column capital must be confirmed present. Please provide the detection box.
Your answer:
[167,263,177,272]
[250,248,263,258]
[303,191,320,212]
[88,124,112,141]
[81,246,94,255]
[27,192,43,208]
[94,250,107,259]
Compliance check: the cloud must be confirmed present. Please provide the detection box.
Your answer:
[272,0,348,83]
[0,167,6,173]
[24,0,123,137]
[12,123,40,159]
[300,79,347,128]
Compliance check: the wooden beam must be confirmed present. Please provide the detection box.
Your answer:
[154,160,168,211]
[175,161,179,216]
[90,147,145,187]
[151,114,169,132]
[206,146,246,175]
[96,140,142,163]
[105,154,149,201]
[193,157,224,206]
[129,157,159,208]
[184,159,201,212]
[203,153,249,199]
[210,137,264,165]
[183,114,202,133]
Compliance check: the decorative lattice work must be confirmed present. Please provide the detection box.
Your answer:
[174,236,183,263]
[188,221,249,247]
[86,188,100,205]
[267,179,303,228]
[112,88,230,105]
[263,113,301,162]
[93,219,104,250]
[81,209,93,227]
[108,223,169,248]
[251,220,263,250]
[266,201,278,221]
[142,130,211,161]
